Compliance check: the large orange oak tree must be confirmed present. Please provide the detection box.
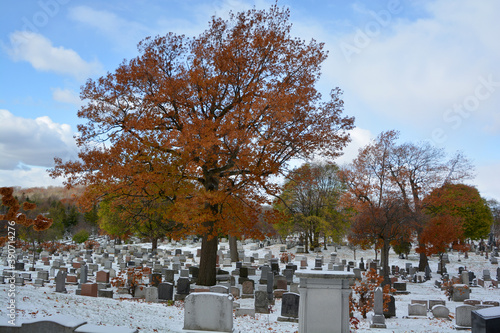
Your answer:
[51,5,354,285]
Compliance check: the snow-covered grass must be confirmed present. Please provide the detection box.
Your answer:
[1,240,499,332]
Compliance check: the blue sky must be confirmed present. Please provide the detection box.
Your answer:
[1,0,499,201]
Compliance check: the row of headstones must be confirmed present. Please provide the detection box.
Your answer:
[406,299,500,328]
[434,268,500,291]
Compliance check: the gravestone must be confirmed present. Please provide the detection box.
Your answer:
[353,268,362,280]
[98,289,114,298]
[259,265,270,284]
[81,283,98,297]
[278,292,300,322]
[456,304,474,328]
[484,270,491,281]
[150,273,162,287]
[242,280,254,297]
[145,286,158,303]
[55,270,67,293]
[412,300,428,309]
[314,258,323,270]
[240,266,249,278]
[210,285,229,294]
[370,287,386,328]
[384,295,396,318]
[184,293,233,332]
[163,269,175,283]
[180,269,189,278]
[432,305,450,318]
[471,306,500,332]
[283,268,294,284]
[296,270,353,333]
[267,271,274,296]
[230,286,240,298]
[393,282,407,293]
[453,284,470,302]
[276,275,288,291]
[255,290,269,314]
[271,259,280,275]
[37,270,49,282]
[104,260,113,269]
[429,300,446,309]
[188,266,199,280]
[80,265,88,284]
[176,277,190,295]
[461,271,469,285]
[408,303,427,316]
[158,282,173,301]
[96,270,110,283]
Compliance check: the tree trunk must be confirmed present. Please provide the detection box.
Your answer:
[308,232,314,252]
[381,240,391,287]
[418,244,429,271]
[229,235,239,262]
[304,231,309,253]
[151,237,158,251]
[197,232,218,286]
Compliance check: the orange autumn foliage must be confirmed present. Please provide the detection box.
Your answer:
[0,187,53,246]
[50,5,353,285]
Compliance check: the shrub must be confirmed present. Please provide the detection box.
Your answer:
[72,230,89,243]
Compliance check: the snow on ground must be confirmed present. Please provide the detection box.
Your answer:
[1,239,499,332]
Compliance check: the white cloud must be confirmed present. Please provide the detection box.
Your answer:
[0,166,65,188]
[52,87,82,106]
[324,0,500,128]
[334,127,373,165]
[5,31,102,81]
[0,109,78,170]
[474,162,500,201]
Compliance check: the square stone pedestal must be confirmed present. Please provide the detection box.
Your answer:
[296,270,354,333]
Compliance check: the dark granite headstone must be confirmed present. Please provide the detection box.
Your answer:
[471,306,500,333]
[384,295,396,318]
[281,292,300,318]
[271,261,280,275]
[469,271,476,284]
[393,282,406,292]
[158,282,174,301]
[150,273,162,287]
[176,277,190,295]
[240,267,248,278]
[189,266,199,279]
